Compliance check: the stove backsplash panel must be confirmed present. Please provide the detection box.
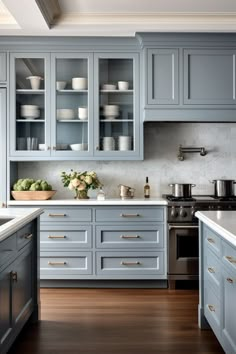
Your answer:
[17,123,236,199]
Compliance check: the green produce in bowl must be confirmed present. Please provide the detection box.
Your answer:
[12,178,53,191]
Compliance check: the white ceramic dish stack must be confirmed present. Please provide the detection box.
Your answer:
[102,84,117,90]
[72,77,87,90]
[118,135,132,151]
[102,136,115,151]
[103,105,119,120]
[21,105,40,119]
[57,109,75,120]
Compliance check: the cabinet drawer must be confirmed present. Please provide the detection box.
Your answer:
[0,235,16,268]
[95,207,164,223]
[96,251,164,276]
[222,240,236,272]
[204,226,221,257]
[41,208,92,223]
[40,226,92,249]
[40,252,92,277]
[204,284,221,339]
[204,247,221,294]
[17,222,33,250]
[96,224,164,249]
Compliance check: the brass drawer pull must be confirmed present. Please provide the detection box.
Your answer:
[120,213,140,217]
[121,261,141,266]
[227,277,234,284]
[208,267,215,274]
[48,213,66,217]
[24,233,33,240]
[225,256,236,264]
[120,235,140,239]
[207,238,215,244]
[208,305,215,312]
[48,235,66,239]
[48,261,67,266]
[11,271,17,282]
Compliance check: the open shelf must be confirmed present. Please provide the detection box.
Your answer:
[16,89,45,94]
[16,119,45,123]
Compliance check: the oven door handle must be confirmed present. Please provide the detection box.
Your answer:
[168,225,199,230]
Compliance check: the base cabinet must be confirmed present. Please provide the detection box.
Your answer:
[40,205,167,282]
[199,223,236,354]
[0,220,38,354]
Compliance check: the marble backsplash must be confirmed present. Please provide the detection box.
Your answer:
[18,122,236,199]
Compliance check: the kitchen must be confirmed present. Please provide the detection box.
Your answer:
[1,0,236,353]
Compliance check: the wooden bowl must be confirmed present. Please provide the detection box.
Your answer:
[11,190,56,201]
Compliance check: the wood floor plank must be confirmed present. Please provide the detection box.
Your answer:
[8,289,224,354]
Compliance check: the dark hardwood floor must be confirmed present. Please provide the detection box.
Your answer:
[9,288,224,354]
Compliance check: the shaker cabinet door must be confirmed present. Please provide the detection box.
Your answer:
[184,49,236,105]
[147,49,179,105]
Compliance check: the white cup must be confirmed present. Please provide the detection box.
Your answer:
[39,143,46,151]
[118,81,129,90]
[72,77,87,90]
[78,107,88,120]
[26,76,43,90]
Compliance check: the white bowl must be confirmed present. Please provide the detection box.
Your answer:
[72,77,87,90]
[78,107,88,120]
[70,143,88,151]
[103,105,119,117]
[26,76,43,90]
[57,109,75,120]
[102,84,117,90]
[118,81,129,90]
[38,144,46,151]
[56,81,67,90]
[21,105,40,119]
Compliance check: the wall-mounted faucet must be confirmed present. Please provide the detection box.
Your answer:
[178,144,207,161]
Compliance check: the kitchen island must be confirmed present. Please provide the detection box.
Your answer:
[0,207,42,354]
[196,210,236,354]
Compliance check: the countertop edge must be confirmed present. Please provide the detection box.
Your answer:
[0,208,43,242]
[196,211,236,248]
[7,198,168,206]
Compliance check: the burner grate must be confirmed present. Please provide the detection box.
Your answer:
[166,195,196,202]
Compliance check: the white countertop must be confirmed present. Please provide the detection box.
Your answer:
[196,210,236,248]
[0,208,43,242]
[7,197,168,206]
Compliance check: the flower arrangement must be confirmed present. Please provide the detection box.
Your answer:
[61,170,102,199]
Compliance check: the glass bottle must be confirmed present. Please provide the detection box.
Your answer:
[144,177,150,198]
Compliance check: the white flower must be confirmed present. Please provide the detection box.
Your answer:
[84,175,92,185]
[68,182,74,190]
[71,178,80,188]
[78,181,86,190]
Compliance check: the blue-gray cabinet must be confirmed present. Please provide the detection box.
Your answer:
[199,223,236,354]
[39,205,167,282]
[0,53,7,82]
[184,49,236,105]
[0,220,38,354]
[146,49,179,105]
[9,51,142,160]
[0,88,6,207]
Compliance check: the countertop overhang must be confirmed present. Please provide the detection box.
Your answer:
[196,210,236,247]
[7,197,168,206]
[0,208,43,242]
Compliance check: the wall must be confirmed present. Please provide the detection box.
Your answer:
[18,122,236,199]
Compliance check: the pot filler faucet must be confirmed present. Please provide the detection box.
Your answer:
[178,144,207,161]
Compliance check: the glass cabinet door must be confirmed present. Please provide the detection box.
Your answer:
[10,53,50,157]
[94,53,140,159]
[51,53,93,157]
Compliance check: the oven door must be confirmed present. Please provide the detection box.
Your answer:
[168,223,199,278]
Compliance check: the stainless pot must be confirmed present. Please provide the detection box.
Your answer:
[211,179,236,197]
[118,184,135,199]
[169,183,196,198]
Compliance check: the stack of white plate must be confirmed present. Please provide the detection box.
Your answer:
[21,105,40,119]
[102,137,115,151]
[118,136,132,151]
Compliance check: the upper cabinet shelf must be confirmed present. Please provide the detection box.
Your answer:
[9,51,142,161]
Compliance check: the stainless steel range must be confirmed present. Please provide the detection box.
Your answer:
[165,195,236,289]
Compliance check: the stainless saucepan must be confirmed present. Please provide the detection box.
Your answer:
[169,183,196,198]
[210,179,236,197]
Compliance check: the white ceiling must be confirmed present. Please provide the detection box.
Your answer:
[0,0,236,36]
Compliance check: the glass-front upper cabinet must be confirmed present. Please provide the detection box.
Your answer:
[9,53,50,157]
[51,53,93,157]
[94,53,140,159]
